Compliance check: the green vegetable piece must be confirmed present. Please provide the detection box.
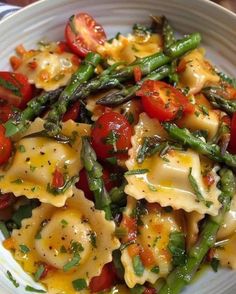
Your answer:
[25,285,46,293]
[132,255,145,277]
[6,270,19,288]
[168,232,186,266]
[72,278,87,291]
[19,244,30,254]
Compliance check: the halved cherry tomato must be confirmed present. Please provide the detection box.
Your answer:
[228,112,236,154]
[0,72,33,109]
[0,125,12,165]
[51,168,64,188]
[89,263,117,293]
[0,193,15,210]
[140,247,156,267]
[91,112,132,160]
[65,12,106,57]
[62,101,80,122]
[0,104,14,123]
[136,80,194,122]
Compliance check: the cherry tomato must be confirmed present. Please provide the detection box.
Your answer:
[228,112,236,154]
[51,168,64,188]
[65,12,106,57]
[139,247,155,267]
[91,112,132,160]
[136,80,194,122]
[0,72,33,109]
[0,193,15,210]
[121,215,137,242]
[62,101,80,122]
[0,125,12,165]
[0,104,14,123]
[89,263,117,293]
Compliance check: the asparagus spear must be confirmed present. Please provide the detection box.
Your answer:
[73,33,201,102]
[44,52,102,135]
[4,87,63,137]
[81,137,112,220]
[158,168,235,294]
[96,65,171,106]
[202,86,236,115]
[163,122,236,169]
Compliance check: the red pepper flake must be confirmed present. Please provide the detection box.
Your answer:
[203,173,215,188]
[10,56,22,71]
[52,168,64,188]
[28,61,38,70]
[133,66,142,83]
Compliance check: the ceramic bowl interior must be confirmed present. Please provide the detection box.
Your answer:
[0,0,236,293]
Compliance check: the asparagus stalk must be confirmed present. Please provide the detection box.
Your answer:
[73,33,201,102]
[158,168,235,294]
[163,122,236,169]
[202,86,236,115]
[96,65,171,106]
[44,52,102,135]
[4,87,63,137]
[81,137,112,220]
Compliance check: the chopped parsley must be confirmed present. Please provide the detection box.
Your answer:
[168,231,186,266]
[19,244,30,254]
[132,255,144,277]
[63,255,81,272]
[11,178,23,184]
[18,145,26,153]
[34,264,45,281]
[60,245,67,253]
[25,285,46,293]
[210,257,220,272]
[61,219,68,228]
[6,270,19,288]
[105,130,119,151]
[0,221,10,238]
[72,278,87,291]
[199,105,209,115]
[188,168,213,208]
[151,265,160,274]
[89,231,97,248]
[125,169,149,176]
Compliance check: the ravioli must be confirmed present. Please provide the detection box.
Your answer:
[0,118,91,207]
[215,234,236,270]
[120,196,184,288]
[8,188,120,294]
[16,48,79,91]
[125,113,221,215]
[178,48,220,95]
[185,211,204,250]
[98,33,162,64]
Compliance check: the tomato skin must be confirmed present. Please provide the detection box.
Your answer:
[0,72,33,109]
[0,125,12,165]
[65,12,106,57]
[136,80,194,122]
[62,101,80,122]
[51,168,64,188]
[89,263,117,293]
[0,104,14,123]
[91,112,132,160]
[228,113,236,154]
[0,193,15,210]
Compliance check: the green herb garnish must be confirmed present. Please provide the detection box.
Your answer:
[132,255,144,277]
[25,285,46,293]
[63,255,81,272]
[168,231,186,266]
[34,264,45,281]
[19,244,30,254]
[125,169,149,176]
[72,278,87,291]
[18,145,26,153]
[6,270,19,288]
[0,221,10,238]
[210,257,220,272]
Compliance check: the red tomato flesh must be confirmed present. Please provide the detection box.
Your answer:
[0,104,14,123]
[91,111,132,160]
[0,193,15,210]
[136,80,194,122]
[89,263,117,293]
[65,12,106,57]
[52,168,64,188]
[62,101,80,122]
[0,72,33,109]
[228,112,236,154]
[0,125,12,165]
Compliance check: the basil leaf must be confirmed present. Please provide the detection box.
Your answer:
[72,278,87,291]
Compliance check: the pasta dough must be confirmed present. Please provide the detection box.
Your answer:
[120,196,184,288]
[9,188,120,294]
[125,113,221,215]
[0,118,91,207]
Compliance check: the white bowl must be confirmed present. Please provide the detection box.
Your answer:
[0,0,236,293]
